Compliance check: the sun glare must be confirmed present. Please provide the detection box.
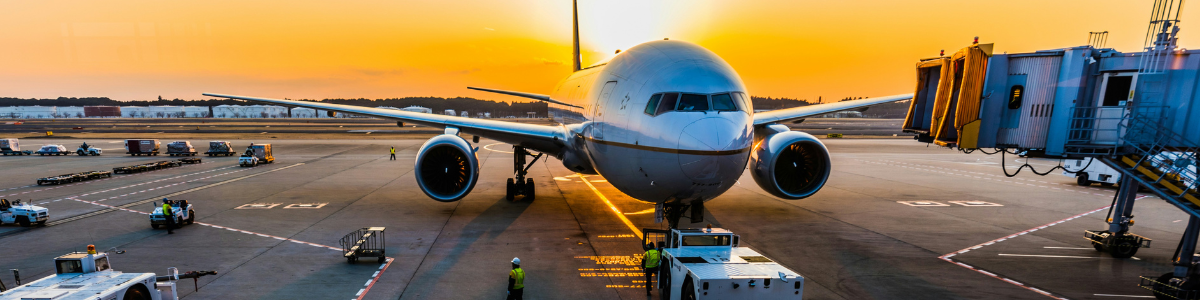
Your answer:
[577,0,719,61]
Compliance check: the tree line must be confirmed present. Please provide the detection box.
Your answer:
[0,96,549,118]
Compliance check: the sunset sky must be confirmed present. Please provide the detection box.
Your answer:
[1,0,1196,102]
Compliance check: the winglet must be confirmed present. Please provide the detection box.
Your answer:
[572,0,582,72]
[468,87,583,108]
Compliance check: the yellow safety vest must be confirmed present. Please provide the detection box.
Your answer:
[162,204,172,216]
[391,148,395,154]
[510,268,525,290]
[644,249,660,268]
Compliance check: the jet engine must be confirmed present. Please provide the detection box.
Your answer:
[414,134,480,202]
[750,130,832,199]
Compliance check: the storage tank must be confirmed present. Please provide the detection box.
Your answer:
[183,106,210,118]
[0,107,18,119]
[401,106,433,114]
[211,105,235,118]
[16,106,56,119]
[149,106,185,118]
[261,105,288,118]
[55,106,86,118]
[84,106,121,118]
[121,106,149,118]
[444,109,455,116]
[291,107,317,118]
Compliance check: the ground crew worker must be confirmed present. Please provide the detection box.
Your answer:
[507,257,524,300]
[643,242,662,295]
[162,198,175,234]
[390,147,396,161]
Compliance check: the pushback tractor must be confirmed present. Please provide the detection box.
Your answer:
[0,245,216,300]
[643,227,805,300]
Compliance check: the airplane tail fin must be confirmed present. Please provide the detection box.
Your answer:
[572,0,582,72]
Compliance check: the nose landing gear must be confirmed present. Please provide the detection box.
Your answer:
[506,146,543,201]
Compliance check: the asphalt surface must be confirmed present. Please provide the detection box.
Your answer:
[0,137,1186,300]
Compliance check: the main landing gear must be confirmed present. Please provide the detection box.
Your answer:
[506,146,543,201]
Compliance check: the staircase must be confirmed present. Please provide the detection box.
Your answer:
[1096,108,1199,218]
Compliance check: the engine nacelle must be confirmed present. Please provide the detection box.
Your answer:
[750,130,832,199]
[414,134,480,202]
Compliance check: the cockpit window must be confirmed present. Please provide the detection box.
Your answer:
[733,92,751,112]
[656,93,679,115]
[677,93,709,111]
[711,93,737,111]
[644,94,663,116]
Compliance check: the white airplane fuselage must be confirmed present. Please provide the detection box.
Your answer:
[548,40,754,205]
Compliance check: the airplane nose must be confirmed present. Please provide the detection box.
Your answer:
[677,117,750,182]
[678,117,742,152]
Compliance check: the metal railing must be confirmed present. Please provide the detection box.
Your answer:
[1119,107,1199,195]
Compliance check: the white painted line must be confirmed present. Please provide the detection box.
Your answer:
[998,254,1103,259]
[1043,247,1094,250]
[1093,294,1155,298]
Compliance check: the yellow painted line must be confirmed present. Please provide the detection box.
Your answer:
[578,173,644,240]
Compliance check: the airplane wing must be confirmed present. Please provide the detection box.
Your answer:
[752,94,913,125]
[201,93,568,154]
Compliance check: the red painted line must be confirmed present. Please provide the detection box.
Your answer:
[356,258,395,300]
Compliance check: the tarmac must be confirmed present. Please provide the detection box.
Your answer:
[0,136,1188,299]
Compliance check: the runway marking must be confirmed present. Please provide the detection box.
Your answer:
[61,162,395,300]
[998,254,1113,259]
[482,143,514,153]
[1043,246,1094,250]
[578,173,644,240]
[1094,294,1155,298]
[936,194,1151,300]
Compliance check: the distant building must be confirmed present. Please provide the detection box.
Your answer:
[401,106,433,114]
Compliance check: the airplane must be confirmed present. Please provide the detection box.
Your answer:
[204,1,912,228]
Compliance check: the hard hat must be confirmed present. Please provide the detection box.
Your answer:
[511,257,520,265]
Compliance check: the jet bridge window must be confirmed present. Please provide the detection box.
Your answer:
[1008,85,1024,109]
[711,93,738,112]
[644,94,663,116]
[677,93,710,111]
[681,235,732,246]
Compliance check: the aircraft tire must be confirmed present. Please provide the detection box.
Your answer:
[506,178,515,201]
[525,178,535,201]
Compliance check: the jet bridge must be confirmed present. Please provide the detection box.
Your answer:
[903,37,1200,298]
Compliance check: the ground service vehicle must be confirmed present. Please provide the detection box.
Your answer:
[125,139,161,156]
[150,200,193,229]
[0,199,48,227]
[205,141,235,156]
[34,145,69,156]
[166,141,197,156]
[178,157,202,164]
[0,246,217,300]
[0,138,30,156]
[643,227,805,300]
[76,142,102,156]
[239,144,273,167]
[38,173,80,185]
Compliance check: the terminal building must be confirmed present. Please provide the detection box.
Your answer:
[901,2,1200,295]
